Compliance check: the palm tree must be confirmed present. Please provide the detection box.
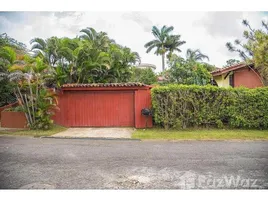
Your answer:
[76,44,111,83]
[79,27,111,51]
[145,26,176,71]
[108,44,141,82]
[0,46,16,72]
[30,37,61,66]
[165,35,186,60]
[186,49,209,63]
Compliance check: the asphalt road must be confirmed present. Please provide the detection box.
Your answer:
[0,136,268,189]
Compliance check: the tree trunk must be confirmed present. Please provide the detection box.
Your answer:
[161,54,165,71]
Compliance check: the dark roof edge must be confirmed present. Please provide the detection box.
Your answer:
[211,62,254,76]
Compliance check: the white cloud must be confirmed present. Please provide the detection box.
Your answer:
[194,12,244,38]
[0,11,267,72]
[122,12,153,32]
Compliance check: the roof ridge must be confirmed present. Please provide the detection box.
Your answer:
[211,62,248,74]
[62,82,149,88]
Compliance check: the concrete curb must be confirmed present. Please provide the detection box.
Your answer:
[40,136,141,141]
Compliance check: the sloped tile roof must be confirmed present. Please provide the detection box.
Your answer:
[211,62,253,76]
[62,82,149,88]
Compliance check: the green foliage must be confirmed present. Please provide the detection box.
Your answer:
[165,55,212,85]
[0,33,26,52]
[0,79,16,107]
[0,42,22,107]
[31,88,58,130]
[144,25,186,71]
[151,85,268,129]
[30,27,140,85]
[186,49,209,63]
[226,19,268,86]
[4,105,24,112]
[7,57,58,130]
[224,59,240,67]
[132,128,268,140]
[249,30,268,86]
[130,67,157,85]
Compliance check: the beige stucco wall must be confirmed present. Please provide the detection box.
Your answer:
[214,73,231,88]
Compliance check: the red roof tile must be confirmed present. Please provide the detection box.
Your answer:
[211,62,253,76]
[62,82,149,88]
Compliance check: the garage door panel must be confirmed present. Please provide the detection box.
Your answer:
[68,91,134,127]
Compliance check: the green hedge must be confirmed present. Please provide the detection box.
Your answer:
[151,85,268,129]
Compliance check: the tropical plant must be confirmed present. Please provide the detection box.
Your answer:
[165,35,186,60]
[7,56,58,130]
[0,43,25,107]
[0,33,27,53]
[107,44,140,83]
[166,54,211,85]
[74,42,111,83]
[79,27,111,51]
[30,27,140,85]
[130,67,157,85]
[30,37,61,66]
[145,25,185,71]
[186,49,209,63]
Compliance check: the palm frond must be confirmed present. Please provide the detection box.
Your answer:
[152,26,161,39]
[144,40,161,48]
[30,38,46,49]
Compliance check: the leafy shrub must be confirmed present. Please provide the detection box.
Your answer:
[4,105,24,112]
[0,80,16,107]
[31,88,58,130]
[130,67,157,85]
[151,85,268,129]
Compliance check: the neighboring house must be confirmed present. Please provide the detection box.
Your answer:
[157,76,167,83]
[211,63,263,88]
[137,63,156,70]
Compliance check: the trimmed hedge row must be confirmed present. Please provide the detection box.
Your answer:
[151,85,268,129]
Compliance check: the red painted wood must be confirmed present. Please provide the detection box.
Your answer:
[54,86,153,128]
[134,90,153,128]
[65,91,135,127]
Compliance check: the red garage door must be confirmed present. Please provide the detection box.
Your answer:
[67,91,135,127]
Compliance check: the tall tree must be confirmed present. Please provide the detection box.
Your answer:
[165,35,186,60]
[167,54,211,85]
[79,27,111,51]
[30,37,61,66]
[249,30,268,85]
[29,27,141,85]
[130,67,157,85]
[186,49,209,63]
[224,59,240,67]
[145,25,185,71]
[107,44,140,83]
[226,19,268,85]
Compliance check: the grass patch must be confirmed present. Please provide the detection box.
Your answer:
[0,124,67,137]
[132,128,268,140]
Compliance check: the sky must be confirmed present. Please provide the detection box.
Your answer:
[0,11,268,72]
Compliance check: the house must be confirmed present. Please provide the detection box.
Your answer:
[211,63,263,88]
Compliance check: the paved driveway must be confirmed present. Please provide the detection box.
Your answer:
[0,136,267,189]
[52,128,135,139]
